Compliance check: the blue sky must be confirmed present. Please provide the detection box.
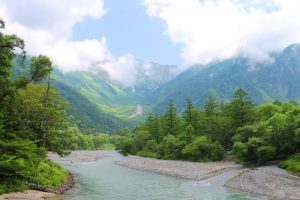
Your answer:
[72,0,181,65]
[2,0,300,85]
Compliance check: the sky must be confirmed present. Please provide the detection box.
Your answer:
[1,0,300,86]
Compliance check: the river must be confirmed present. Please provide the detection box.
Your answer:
[55,151,261,200]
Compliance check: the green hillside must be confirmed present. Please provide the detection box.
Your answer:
[52,81,134,134]
[53,70,140,119]
[12,44,300,132]
[152,44,300,113]
[12,57,135,133]
[53,62,175,120]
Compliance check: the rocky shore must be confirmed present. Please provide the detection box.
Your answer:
[48,150,108,162]
[116,155,300,200]
[116,155,241,180]
[225,166,300,200]
[0,190,57,200]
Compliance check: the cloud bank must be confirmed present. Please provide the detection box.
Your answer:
[0,0,139,86]
[143,0,300,67]
[0,0,108,70]
[2,0,300,86]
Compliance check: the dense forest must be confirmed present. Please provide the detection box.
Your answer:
[0,19,115,194]
[116,89,300,174]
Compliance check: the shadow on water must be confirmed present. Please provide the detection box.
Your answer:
[55,151,261,200]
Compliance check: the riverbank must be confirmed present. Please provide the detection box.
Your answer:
[116,155,241,180]
[0,151,100,200]
[48,150,108,162]
[225,166,300,200]
[0,190,57,200]
[0,172,74,200]
[116,155,300,200]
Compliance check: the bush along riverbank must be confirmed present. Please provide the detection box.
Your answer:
[115,89,300,172]
[0,158,74,195]
[279,153,300,176]
[0,173,74,199]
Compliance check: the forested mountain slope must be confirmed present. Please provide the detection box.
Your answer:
[52,81,132,134]
[152,44,300,113]
[53,62,175,120]
[12,44,300,131]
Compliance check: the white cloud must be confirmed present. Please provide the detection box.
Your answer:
[0,0,108,70]
[95,54,138,87]
[143,0,300,67]
[0,0,140,86]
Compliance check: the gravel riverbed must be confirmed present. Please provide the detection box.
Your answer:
[225,166,300,200]
[116,155,300,200]
[116,155,241,180]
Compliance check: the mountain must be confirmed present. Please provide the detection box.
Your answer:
[152,44,300,113]
[53,61,175,120]
[12,44,300,132]
[52,81,133,134]
[133,60,177,96]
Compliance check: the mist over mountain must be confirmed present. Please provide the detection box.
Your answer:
[54,43,300,117]
[12,43,300,133]
[152,44,300,113]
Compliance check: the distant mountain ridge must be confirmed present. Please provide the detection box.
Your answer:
[12,44,300,133]
[152,44,300,113]
[53,61,176,120]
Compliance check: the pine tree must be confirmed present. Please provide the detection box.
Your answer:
[162,101,181,136]
[146,113,162,142]
[227,88,255,128]
[183,99,201,135]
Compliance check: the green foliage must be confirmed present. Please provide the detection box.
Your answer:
[63,131,115,151]
[53,81,133,134]
[257,146,276,164]
[224,88,255,132]
[116,136,137,156]
[153,44,300,114]
[29,160,68,188]
[116,88,300,168]
[116,98,226,162]
[159,134,185,159]
[161,101,182,136]
[0,178,28,195]
[15,83,70,155]
[182,136,225,161]
[279,154,300,175]
[0,19,69,194]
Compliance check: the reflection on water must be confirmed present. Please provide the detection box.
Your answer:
[56,151,260,200]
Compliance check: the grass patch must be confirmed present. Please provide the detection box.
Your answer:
[0,159,68,195]
[29,160,68,189]
[279,153,300,176]
[0,178,28,195]
[98,143,115,150]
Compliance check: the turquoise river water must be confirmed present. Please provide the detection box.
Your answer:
[57,151,261,200]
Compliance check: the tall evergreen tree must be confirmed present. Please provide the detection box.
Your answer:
[204,95,218,117]
[162,101,181,136]
[183,99,201,135]
[146,113,162,142]
[226,88,255,128]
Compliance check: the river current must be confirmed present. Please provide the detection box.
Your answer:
[56,151,261,200]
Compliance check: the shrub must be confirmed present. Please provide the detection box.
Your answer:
[257,146,275,164]
[279,153,300,176]
[182,136,225,161]
[0,178,28,195]
[28,160,68,188]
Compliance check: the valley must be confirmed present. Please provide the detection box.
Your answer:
[48,44,300,133]
[1,2,300,200]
